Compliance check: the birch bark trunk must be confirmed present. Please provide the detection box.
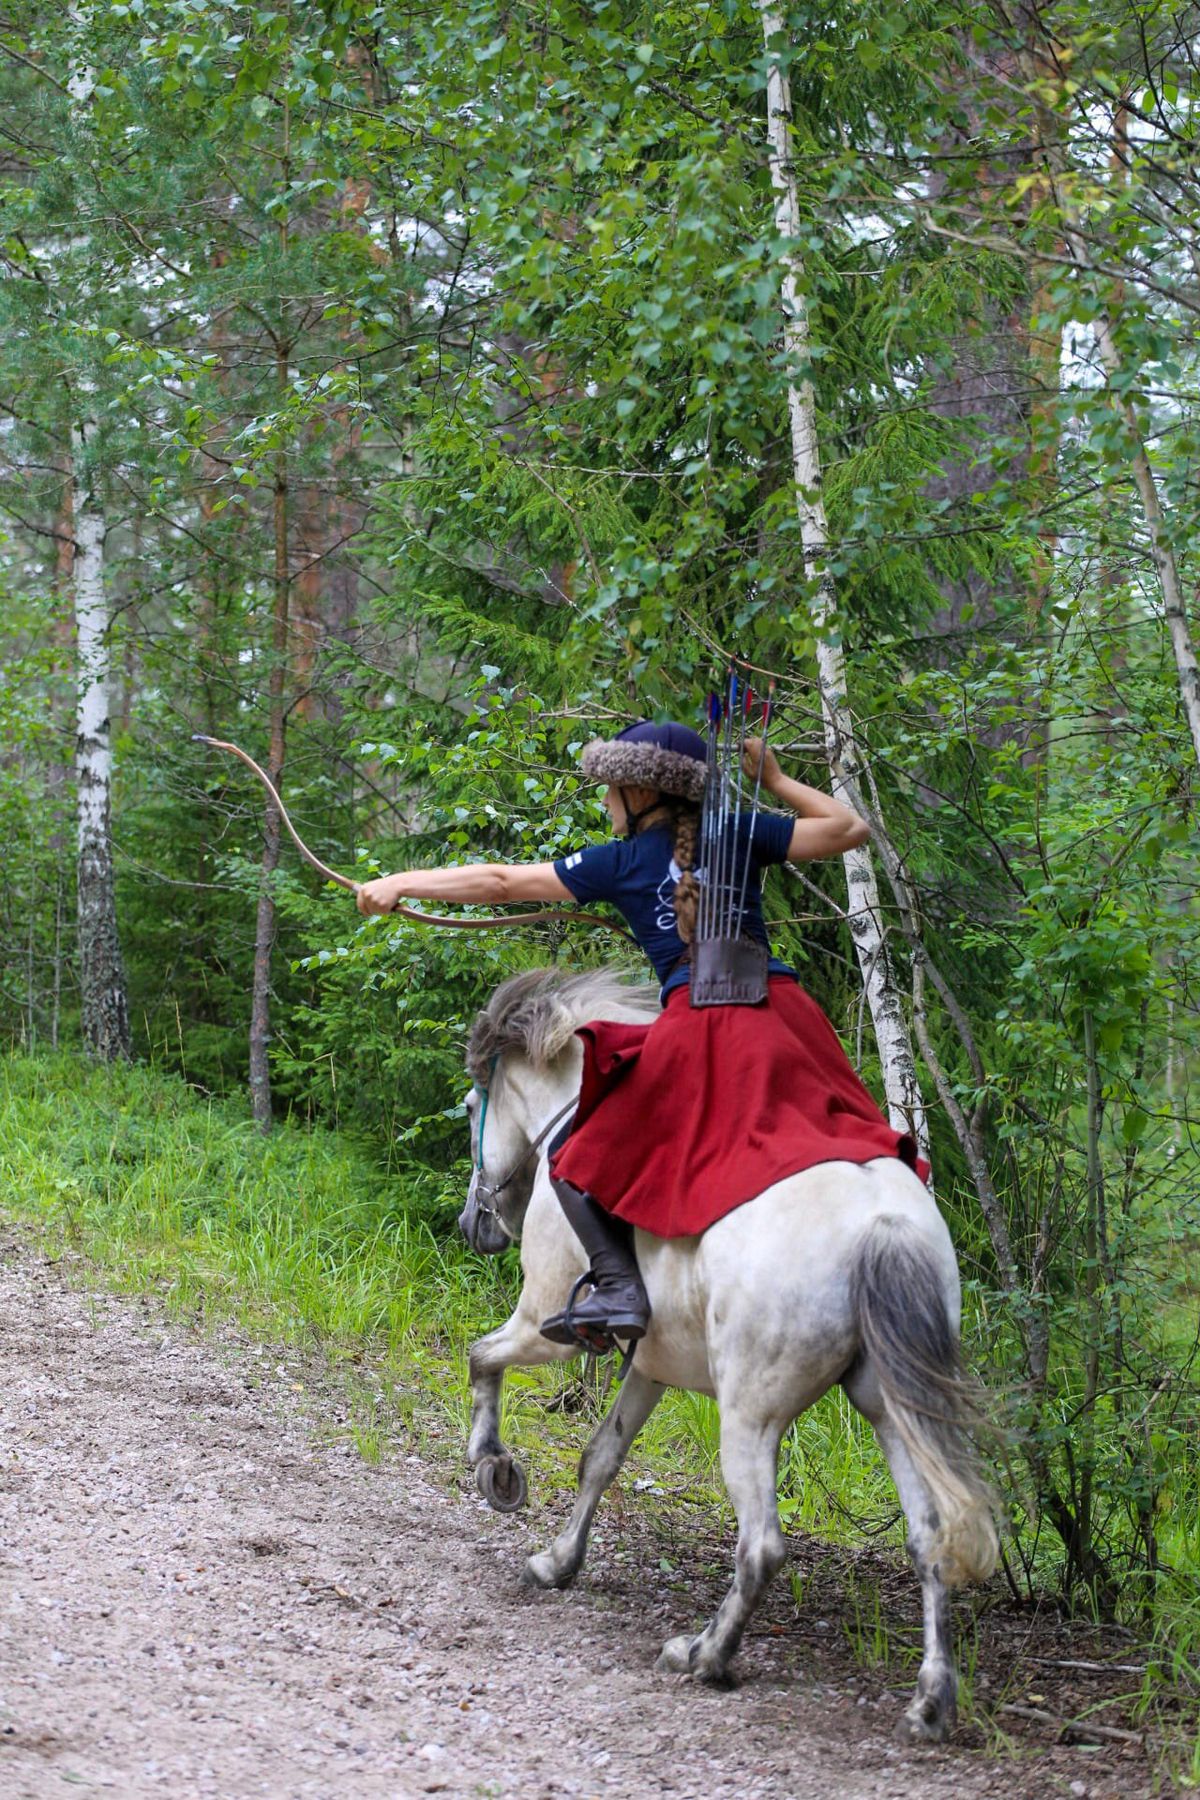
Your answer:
[64,19,129,1060]
[72,416,130,1060]
[758,5,928,1155]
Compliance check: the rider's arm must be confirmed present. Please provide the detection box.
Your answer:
[356,862,572,916]
[744,739,871,862]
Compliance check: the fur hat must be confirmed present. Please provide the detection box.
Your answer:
[579,721,707,803]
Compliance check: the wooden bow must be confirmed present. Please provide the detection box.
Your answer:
[193,735,632,941]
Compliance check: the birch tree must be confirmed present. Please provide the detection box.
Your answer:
[70,412,130,1060]
[67,20,129,1061]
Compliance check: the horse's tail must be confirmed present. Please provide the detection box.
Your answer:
[850,1213,998,1588]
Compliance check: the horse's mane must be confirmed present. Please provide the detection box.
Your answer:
[466,967,659,1086]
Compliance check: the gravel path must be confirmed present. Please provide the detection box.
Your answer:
[0,1228,1152,1799]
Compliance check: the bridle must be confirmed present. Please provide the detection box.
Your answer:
[471,1055,577,1238]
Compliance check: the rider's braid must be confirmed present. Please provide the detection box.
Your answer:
[671,802,701,944]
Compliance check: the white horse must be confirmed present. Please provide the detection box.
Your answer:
[458,969,997,1743]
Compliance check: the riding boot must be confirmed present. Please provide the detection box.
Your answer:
[539,1178,651,1350]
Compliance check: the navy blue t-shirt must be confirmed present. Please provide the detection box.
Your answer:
[554,812,796,999]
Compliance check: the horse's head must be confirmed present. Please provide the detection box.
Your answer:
[459,968,659,1257]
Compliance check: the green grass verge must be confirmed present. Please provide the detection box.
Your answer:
[0,1050,899,1543]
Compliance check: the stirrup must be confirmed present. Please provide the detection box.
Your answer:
[539,1271,645,1355]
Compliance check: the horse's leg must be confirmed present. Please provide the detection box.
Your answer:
[468,1309,577,1512]
[522,1367,665,1589]
[657,1410,786,1686]
[468,1178,587,1512]
[844,1360,957,1743]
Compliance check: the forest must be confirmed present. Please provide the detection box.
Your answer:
[1,0,1199,1758]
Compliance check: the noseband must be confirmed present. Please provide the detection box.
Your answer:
[472,1057,577,1239]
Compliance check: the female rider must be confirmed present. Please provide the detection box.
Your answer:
[356,720,925,1353]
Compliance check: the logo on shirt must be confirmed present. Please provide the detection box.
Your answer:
[564,852,583,870]
[655,857,708,931]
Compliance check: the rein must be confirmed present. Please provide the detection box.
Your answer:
[193,735,632,941]
[472,1057,576,1235]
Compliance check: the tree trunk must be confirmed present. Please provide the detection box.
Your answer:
[759,4,928,1156]
[924,25,1050,760]
[247,366,291,1131]
[72,418,130,1061]
[51,868,65,1052]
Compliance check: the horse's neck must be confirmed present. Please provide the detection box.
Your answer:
[520,1051,582,1135]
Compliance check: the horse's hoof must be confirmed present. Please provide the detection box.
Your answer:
[692,1659,737,1690]
[521,1550,574,1590]
[897,1697,953,1745]
[656,1634,697,1674]
[475,1454,527,1514]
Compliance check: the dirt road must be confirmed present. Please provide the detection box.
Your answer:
[0,1228,1155,1798]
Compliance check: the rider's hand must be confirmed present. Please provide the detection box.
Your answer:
[356,875,404,916]
[742,737,783,792]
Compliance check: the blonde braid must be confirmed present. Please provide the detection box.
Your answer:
[672,804,701,944]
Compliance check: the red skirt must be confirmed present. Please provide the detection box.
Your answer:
[548,976,928,1238]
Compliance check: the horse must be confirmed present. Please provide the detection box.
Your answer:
[457,968,997,1744]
